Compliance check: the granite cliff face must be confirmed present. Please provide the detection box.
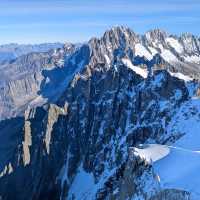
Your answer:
[0,43,88,120]
[0,27,200,200]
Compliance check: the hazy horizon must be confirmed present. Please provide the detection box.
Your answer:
[0,27,200,46]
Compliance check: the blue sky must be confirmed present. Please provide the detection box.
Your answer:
[0,0,200,44]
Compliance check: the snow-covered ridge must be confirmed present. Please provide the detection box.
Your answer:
[133,144,170,163]
[99,26,200,81]
[169,72,193,82]
[134,142,200,199]
[138,29,200,65]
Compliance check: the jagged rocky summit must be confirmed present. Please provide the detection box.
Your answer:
[0,26,200,200]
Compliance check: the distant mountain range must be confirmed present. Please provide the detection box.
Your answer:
[0,26,200,200]
[0,43,63,63]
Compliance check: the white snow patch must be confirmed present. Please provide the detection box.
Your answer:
[169,71,193,82]
[122,58,148,78]
[184,55,200,64]
[161,49,178,62]
[158,44,164,52]
[148,46,158,56]
[134,144,170,163]
[166,37,183,54]
[104,54,111,66]
[107,44,113,53]
[52,49,59,56]
[135,43,153,60]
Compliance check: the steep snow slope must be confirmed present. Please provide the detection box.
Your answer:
[166,37,183,54]
[67,165,117,200]
[134,98,200,199]
[167,99,200,150]
[155,146,200,200]
[134,144,200,200]
[135,43,153,60]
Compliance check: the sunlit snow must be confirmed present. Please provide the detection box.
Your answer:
[166,37,183,54]
[135,43,153,61]
[122,58,148,78]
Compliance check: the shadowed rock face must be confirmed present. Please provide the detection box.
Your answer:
[0,66,190,199]
[0,43,79,120]
[0,26,200,200]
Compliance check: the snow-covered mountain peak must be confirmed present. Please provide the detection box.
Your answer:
[145,29,168,43]
[86,26,200,82]
[180,33,200,55]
